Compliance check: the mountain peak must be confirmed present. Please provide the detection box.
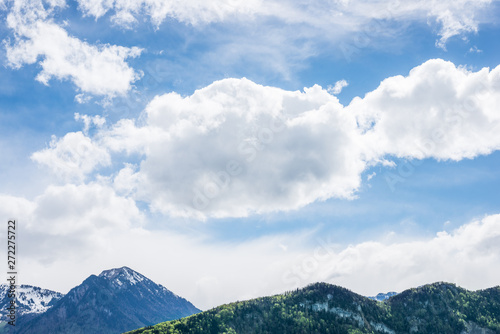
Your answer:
[21,267,200,334]
[99,266,146,286]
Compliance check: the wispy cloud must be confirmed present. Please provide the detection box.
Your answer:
[328,80,349,95]
[1,0,495,98]
[3,0,143,97]
[75,0,494,48]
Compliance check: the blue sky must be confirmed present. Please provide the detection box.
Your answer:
[1,0,500,310]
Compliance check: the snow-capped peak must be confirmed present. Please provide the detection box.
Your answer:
[99,266,146,285]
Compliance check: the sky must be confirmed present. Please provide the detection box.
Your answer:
[1,0,500,311]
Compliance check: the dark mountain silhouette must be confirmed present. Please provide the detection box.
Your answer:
[19,267,199,334]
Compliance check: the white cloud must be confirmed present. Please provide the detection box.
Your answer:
[31,132,110,183]
[325,0,492,48]
[76,0,265,27]
[31,183,143,235]
[327,79,349,95]
[74,0,494,48]
[113,163,141,196]
[0,194,36,220]
[351,59,500,161]
[31,59,500,219]
[75,93,93,104]
[4,187,500,310]
[18,225,307,310]
[366,172,376,181]
[469,46,483,53]
[74,112,106,134]
[317,214,500,296]
[5,21,143,96]
[0,182,144,264]
[101,78,366,219]
[0,183,304,309]
[343,0,491,49]
[2,0,495,98]
[4,0,143,97]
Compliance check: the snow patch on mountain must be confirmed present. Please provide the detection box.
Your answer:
[0,284,64,320]
[17,285,64,314]
[99,266,145,285]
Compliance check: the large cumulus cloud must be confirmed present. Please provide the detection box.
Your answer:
[32,59,500,219]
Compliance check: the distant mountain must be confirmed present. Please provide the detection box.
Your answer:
[20,267,200,334]
[127,282,500,334]
[0,284,63,330]
[368,291,398,302]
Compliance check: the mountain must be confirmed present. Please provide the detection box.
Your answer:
[126,282,500,334]
[368,291,398,302]
[0,284,63,330]
[20,266,200,334]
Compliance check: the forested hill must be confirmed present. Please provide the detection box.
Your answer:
[126,282,500,334]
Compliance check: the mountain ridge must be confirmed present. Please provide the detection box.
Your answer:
[126,281,500,334]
